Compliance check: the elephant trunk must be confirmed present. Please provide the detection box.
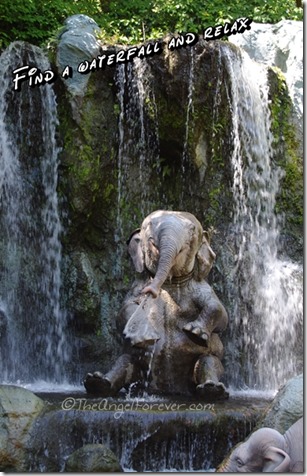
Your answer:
[143,232,180,298]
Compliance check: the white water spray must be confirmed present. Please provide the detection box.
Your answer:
[223,45,303,390]
[0,42,71,384]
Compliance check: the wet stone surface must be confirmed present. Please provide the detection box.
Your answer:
[28,391,271,472]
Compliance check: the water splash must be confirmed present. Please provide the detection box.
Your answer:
[143,343,156,397]
[222,45,303,390]
[0,42,71,383]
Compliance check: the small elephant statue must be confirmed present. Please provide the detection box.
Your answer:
[84,210,228,399]
[127,210,227,344]
[217,417,303,472]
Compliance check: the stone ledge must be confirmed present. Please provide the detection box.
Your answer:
[27,392,270,471]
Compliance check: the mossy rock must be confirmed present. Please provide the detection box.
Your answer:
[0,385,45,471]
[65,443,122,472]
[260,373,303,434]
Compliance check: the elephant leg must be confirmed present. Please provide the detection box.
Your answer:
[193,354,229,400]
[183,283,228,345]
[84,354,135,396]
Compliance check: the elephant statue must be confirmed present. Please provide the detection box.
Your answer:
[217,417,303,472]
[127,210,226,344]
[84,210,228,399]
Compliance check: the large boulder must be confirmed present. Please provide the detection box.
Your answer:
[0,385,45,471]
[65,443,123,472]
[260,373,303,434]
[56,14,102,95]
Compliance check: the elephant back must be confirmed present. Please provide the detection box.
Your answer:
[283,418,303,472]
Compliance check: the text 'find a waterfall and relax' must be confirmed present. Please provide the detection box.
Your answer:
[11,17,252,91]
[73,17,253,74]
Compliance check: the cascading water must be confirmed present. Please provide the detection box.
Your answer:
[134,57,156,216]
[0,36,302,473]
[182,48,195,165]
[113,59,160,277]
[114,63,126,279]
[0,42,71,384]
[221,45,303,391]
[27,397,262,472]
[180,48,195,207]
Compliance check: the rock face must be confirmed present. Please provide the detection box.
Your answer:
[65,443,123,472]
[54,28,303,386]
[0,385,45,471]
[26,396,269,471]
[0,23,303,389]
[260,374,303,434]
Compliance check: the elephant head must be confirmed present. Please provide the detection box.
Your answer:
[128,210,203,298]
[217,427,292,472]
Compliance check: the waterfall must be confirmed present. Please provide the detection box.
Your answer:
[113,59,160,277]
[134,58,151,216]
[0,42,71,384]
[28,403,259,472]
[113,63,126,279]
[222,45,303,391]
[180,48,195,207]
[182,48,195,166]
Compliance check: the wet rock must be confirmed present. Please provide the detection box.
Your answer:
[63,251,101,333]
[27,395,269,471]
[260,373,303,434]
[0,385,45,471]
[65,443,122,472]
[0,309,6,338]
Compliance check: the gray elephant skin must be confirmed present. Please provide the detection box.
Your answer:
[217,417,303,472]
[84,210,228,399]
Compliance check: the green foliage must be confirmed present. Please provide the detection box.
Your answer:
[96,0,303,44]
[0,0,102,48]
[0,0,303,48]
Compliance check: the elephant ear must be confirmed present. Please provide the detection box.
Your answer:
[263,446,291,472]
[147,237,160,260]
[127,229,144,273]
[194,230,216,281]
